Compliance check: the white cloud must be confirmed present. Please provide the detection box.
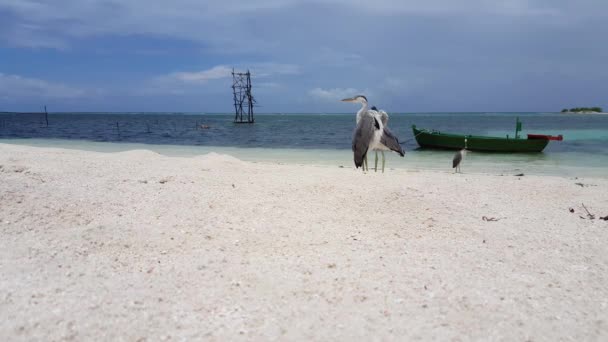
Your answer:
[159,63,300,84]
[140,63,298,97]
[309,87,368,102]
[0,1,565,21]
[0,73,85,99]
[169,66,233,83]
[0,0,572,50]
[249,63,300,77]
[324,0,560,16]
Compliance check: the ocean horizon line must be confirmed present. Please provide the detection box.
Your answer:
[1,111,562,115]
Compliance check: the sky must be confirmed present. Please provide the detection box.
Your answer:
[0,0,607,113]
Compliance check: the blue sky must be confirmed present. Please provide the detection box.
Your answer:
[0,0,606,113]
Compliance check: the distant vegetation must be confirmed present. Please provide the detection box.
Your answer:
[561,107,603,113]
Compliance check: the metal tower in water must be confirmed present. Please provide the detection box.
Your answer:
[231,69,255,123]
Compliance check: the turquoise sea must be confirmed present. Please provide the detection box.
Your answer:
[1,112,607,177]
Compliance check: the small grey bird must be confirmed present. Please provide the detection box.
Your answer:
[452,139,468,173]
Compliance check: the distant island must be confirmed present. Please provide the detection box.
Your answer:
[561,107,603,114]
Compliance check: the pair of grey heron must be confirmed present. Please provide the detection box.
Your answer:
[342,95,468,173]
[341,95,404,172]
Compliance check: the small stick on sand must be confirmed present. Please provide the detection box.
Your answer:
[582,203,595,220]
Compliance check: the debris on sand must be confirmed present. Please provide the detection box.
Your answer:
[575,183,597,187]
[582,203,595,220]
[482,216,503,222]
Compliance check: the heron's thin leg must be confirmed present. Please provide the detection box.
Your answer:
[381,151,385,173]
[364,155,368,171]
[374,151,378,172]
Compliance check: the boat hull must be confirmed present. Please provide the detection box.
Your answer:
[412,126,549,153]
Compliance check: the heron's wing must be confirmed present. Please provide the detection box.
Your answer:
[380,126,405,157]
[452,151,462,168]
[366,108,388,126]
[352,113,378,168]
[379,110,388,125]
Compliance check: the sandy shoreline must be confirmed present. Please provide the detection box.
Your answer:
[1,143,607,340]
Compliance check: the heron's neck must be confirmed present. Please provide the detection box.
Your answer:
[356,102,368,123]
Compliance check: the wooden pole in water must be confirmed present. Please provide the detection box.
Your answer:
[44,105,49,127]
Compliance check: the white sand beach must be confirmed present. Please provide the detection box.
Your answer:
[1,143,607,341]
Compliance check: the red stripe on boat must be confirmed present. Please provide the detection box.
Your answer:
[527,134,563,141]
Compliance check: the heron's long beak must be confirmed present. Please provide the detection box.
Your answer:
[341,97,356,102]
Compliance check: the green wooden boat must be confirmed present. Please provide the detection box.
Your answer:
[412,118,562,153]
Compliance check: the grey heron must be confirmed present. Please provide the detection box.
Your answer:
[452,139,468,173]
[341,95,405,172]
[370,106,390,172]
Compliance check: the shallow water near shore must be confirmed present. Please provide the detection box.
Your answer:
[1,138,606,178]
[1,112,607,178]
